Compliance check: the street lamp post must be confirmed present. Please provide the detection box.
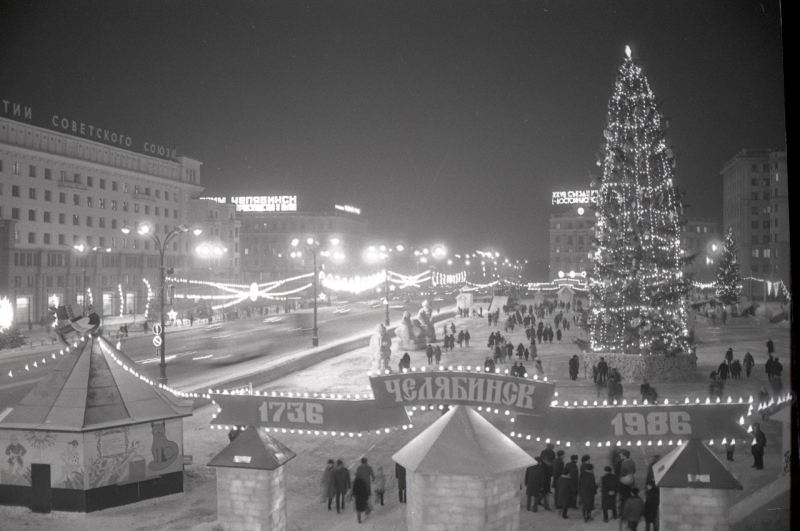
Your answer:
[291,236,341,347]
[122,223,201,385]
[427,245,447,308]
[364,244,405,327]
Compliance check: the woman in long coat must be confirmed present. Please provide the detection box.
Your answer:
[556,469,574,519]
[352,476,370,523]
[579,464,598,522]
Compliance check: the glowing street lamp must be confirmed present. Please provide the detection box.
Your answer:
[364,243,405,326]
[291,236,341,346]
[122,223,202,385]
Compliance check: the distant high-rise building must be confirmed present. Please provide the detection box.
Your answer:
[187,199,241,282]
[548,190,596,281]
[720,149,789,299]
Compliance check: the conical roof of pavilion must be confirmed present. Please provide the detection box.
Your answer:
[653,439,742,490]
[0,333,192,432]
[392,405,534,478]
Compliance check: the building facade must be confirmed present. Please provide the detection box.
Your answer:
[240,210,368,283]
[681,220,721,284]
[548,201,595,281]
[721,149,790,297]
[186,199,241,282]
[0,116,203,326]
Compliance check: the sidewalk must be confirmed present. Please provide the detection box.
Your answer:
[0,299,791,531]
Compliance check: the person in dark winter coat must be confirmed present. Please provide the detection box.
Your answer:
[619,450,636,505]
[332,460,351,513]
[579,463,598,522]
[457,330,465,347]
[552,450,565,506]
[724,347,733,366]
[766,339,774,356]
[395,463,407,503]
[601,466,619,522]
[717,360,729,381]
[494,345,504,365]
[556,469,574,519]
[322,459,336,510]
[398,352,411,371]
[556,328,562,341]
[566,455,579,508]
[730,359,742,379]
[597,357,609,384]
[644,481,660,531]
[645,455,660,486]
[751,422,767,469]
[622,487,645,531]
[426,344,434,364]
[525,457,550,511]
[464,330,470,347]
[434,345,442,365]
[743,352,754,377]
[568,356,578,381]
[352,476,370,523]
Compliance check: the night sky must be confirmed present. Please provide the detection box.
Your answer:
[0,0,786,277]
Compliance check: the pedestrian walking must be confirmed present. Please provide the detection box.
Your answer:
[352,476,370,523]
[332,460,351,513]
[322,459,336,510]
[355,457,375,512]
[464,330,470,347]
[601,466,619,522]
[556,328,562,342]
[766,338,775,356]
[743,352,754,378]
[730,359,742,379]
[374,467,386,506]
[622,487,645,531]
[434,345,442,365]
[724,348,733,367]
[725,439,736,461]
[426,344,434,365]
[535,359,544,379]
[457,330,465,347]
[395,463,406,503]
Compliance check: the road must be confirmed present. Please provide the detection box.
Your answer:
[0,300,446,411]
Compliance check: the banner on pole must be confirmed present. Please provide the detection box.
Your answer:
[213,394,410,433]
[369,371,555,416]
[514,403,751,443]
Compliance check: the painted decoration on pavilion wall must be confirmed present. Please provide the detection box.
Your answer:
[84,419,183,489]
[0,430,84,489]
[0,418,182,490]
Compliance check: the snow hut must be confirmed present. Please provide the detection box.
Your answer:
[653,439,743,531]
[0,333,191,512]
[392,405,534,531]
[208,427,296,531]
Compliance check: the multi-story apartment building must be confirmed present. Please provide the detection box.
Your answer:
[721,149,789,298]
[0,114,203,326]
[186,199,240,282]
[549,194,595,281]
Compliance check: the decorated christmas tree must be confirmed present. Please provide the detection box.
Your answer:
[714,228,742,305]
[588,46,691,356]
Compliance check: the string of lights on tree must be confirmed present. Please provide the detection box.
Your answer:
[714,228,743,305]
[589,46,691,356]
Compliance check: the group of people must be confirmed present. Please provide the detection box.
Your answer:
[710,340,784,400]
[321,457,404,523]
[524,444,659,529]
